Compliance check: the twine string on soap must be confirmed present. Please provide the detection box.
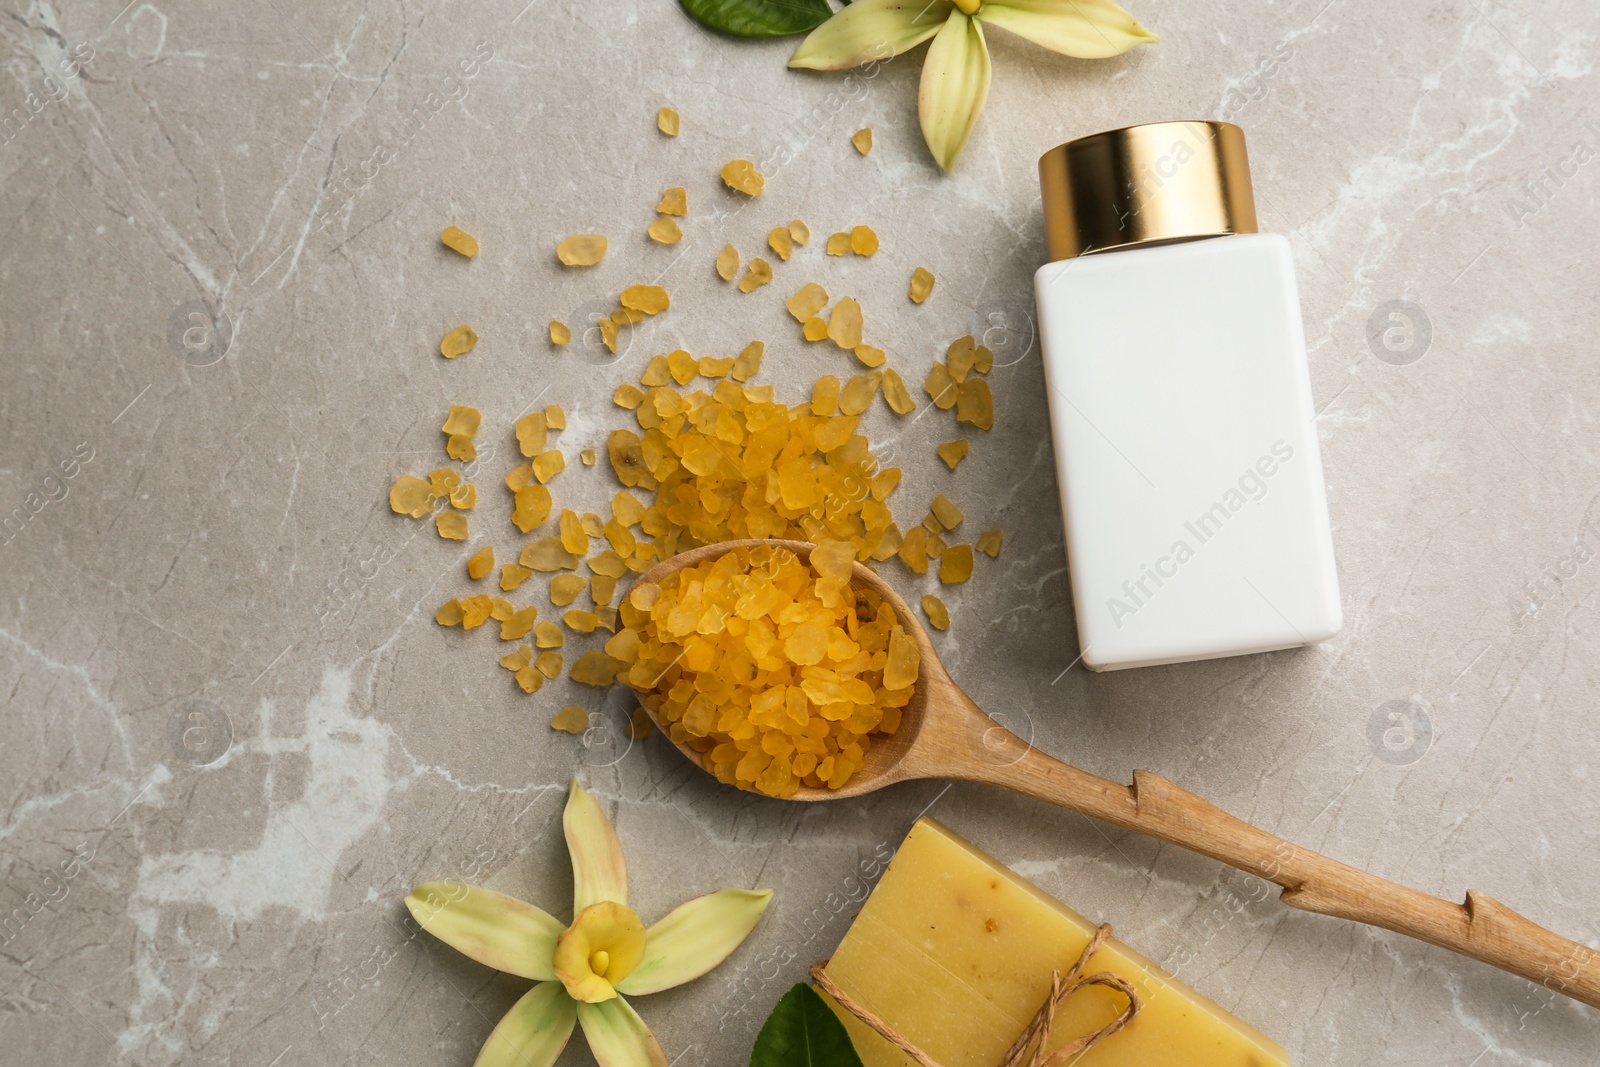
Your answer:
[809,922,1141,1067]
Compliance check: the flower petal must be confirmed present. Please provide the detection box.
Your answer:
[565,780,628,910]
[789,0,956,71]
[473,982,576,1067]
[918,13,991,171]
[977,0,1157,58]
[614,889,774,996]
[576,996,669,1067]
[405,882,563,981]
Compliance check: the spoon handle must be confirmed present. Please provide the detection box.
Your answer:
[953,735,1600,1009]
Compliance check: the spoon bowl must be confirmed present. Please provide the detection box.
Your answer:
[630,538,1600,1009]
[636,538,939,800]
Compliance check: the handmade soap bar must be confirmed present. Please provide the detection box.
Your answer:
[823,819,1289,1067]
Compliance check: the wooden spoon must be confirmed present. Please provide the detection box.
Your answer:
[637,538,1600,1009]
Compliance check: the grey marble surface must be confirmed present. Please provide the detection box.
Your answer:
[4,1,1599,1064]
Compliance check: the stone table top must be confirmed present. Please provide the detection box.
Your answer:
[3,1,1598,1064]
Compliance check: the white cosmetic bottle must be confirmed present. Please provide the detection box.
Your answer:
[1033,121,1341,671]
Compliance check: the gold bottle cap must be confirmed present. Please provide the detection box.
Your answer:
[1038,120,1258,261]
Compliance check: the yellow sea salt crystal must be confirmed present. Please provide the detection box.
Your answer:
[927,532,948,558]
[881,368,915,414]
[828,297,863,349]
[511,485,552,532]
[446,434,476,462]
[656,186,687,215]
[467,546,494,579]
[551,705,589,734]
[609,429,648,485]
[658,106,679,136]
[522,537,580,572]
[612,306,645,326]
[826,232,851,256]
[390,475,434,518]
[789,219,810,245]
[550,320,571,345]
[800,317,828,343]
[490,598,513,622]
[647,216,682,244]
[545,404,566,430]
[786,282,828,322]
[922,594,950,631]
[853,344,886,369]
[557,234,607,266]
[884,626,920,691]
[699,356,734,377]
[501,605,539,641]
[500,563,533,591]
[930,495,963,530]
[937,440,969,469]
[591,573,617,607]
[976,529,1002,558]
[663,351,697,386]
[812,375,841,417]
[571,650,623,687]
[946,336,979,383]
[515,412,548,457]
[849,225,879,256]
[435,599,464,626]
[872,468,902,501]
[535,621,564,648]
[732,340,763,382]
[580,448,597,466]
[559,510,588,556]
[620,284,670,315]
[612,492,646,528]
[536,651,563,679]
[907,265,937,303]
[925,362,957,410]
[440,325,478,359]
[505,465,532,493]
[973,344,993,374]
[550,573,586,607]
[460,594,494,629]
[614,383,646,410]
[738,258,773,293]
[564,609,601,633]
[532,450,565,484]
[499,646,532,672]
[440,225,479,257]
[442,405,480,437]
[588,550,628,578]
[720,159,764,196]
[599,317,619,353]
[716,243,740,281]
[956,378,994,431]
[515,666,544,694]
[768,227,793,262]
[899,525,929,574]
[428,468,462,500]
[641,355,671,386]
[851,127,873,155]
[939,544,974,584]
[451,483,476,509]
[839,371,882,416]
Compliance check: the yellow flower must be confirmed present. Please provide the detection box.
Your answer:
[405,781,773,1066]
[790,0,1158,171]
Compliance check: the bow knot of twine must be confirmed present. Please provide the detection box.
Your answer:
[809,923,1141,1067]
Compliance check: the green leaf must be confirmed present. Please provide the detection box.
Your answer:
[749,983,865,1067]
[680,0,836,38]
